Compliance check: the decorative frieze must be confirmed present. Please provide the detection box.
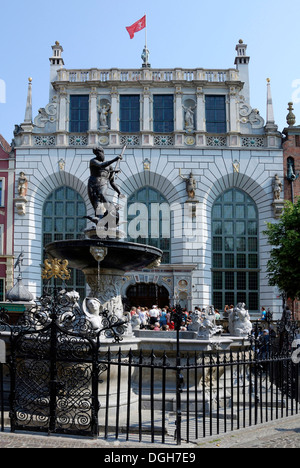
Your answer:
[154,135,174,146]
[120,135,140,146]
[241,136,265,148]
[69,135,88,146]
[33,135,56,146]
[206,136,227,147]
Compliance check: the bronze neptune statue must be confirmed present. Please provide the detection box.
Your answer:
[86,146,126,227]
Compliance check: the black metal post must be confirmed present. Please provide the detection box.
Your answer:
[49,279,58,435]
[171,304,184,445]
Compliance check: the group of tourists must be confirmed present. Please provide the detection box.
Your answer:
[129,305,191,331]
[129,305,221,331]
[129,303,273,332]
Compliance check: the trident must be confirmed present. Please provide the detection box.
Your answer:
[114,145,127,180]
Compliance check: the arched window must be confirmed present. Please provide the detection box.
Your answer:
[212,189,259,312]
[127,187,171,264]
[43,187,87,297]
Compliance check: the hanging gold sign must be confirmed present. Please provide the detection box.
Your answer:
[41,258,71,281]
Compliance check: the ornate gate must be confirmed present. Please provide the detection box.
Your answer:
[9,291,100,437]
[4,259,127,438]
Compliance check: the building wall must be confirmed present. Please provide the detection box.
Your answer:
[283,132,300,200]
[282,125,300,319]
[12,40,284,318]
[14,144,283,316]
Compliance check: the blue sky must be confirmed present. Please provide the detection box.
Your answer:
[0,0,299,144]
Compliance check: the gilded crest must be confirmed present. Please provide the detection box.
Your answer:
[42,258,71,281]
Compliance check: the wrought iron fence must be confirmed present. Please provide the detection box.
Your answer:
[95,344,299,444]
[0,299,299,445]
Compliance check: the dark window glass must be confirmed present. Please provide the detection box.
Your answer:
[42,187,87,299]
[211,189,259,312]
[153,95,174,133]
[120,95,140,133]
[70,95,89,133]
[205,95,226,133]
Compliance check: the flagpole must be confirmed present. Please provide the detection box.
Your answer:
[145,13,148,67]
[145,13,147,50]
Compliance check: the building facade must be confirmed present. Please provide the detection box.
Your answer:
[283,103,300,202]
[282,103,300,319]
[13,40,284,317]
[0,135,15,298]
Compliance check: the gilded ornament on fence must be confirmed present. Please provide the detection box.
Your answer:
[41,258,71,281]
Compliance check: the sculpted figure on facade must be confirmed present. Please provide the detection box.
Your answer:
[183,104,196,130]
[273,174,283,201]
[17,172,28,198]
[98,103,111,128]
[179,170,197,200]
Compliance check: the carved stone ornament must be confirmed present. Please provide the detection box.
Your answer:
[90,246,108,263]
[14,198,28,216]
[272,199,285,219]
[198,306,223,339]
[33,100,58,128]
[228,303,252,337]
[83,270,124,319]
[239,99,264,129]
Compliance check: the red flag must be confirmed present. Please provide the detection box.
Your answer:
[126,16,146,39]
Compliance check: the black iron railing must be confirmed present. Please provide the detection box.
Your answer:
[0,307,299,445]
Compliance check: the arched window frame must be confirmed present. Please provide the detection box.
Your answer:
[42,186,87,297]
[211,188,260,312]
[127,186,171,264]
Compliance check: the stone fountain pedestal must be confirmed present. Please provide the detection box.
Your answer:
[45,231,163,426]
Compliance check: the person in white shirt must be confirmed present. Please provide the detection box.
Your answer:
[149,305,160,325]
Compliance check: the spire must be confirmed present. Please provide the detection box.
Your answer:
[24,77,32,123]
[266,78,275,124]
[265,78,278,132]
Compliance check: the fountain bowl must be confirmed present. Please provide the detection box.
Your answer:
[45,239,163,273]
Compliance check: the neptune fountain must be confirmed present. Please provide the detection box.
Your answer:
[45,146,162,327]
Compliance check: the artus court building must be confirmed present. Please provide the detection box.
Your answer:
[12,40,284,317]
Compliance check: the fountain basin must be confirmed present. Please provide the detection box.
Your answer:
[45,239,162,273]
[45,239,163,320]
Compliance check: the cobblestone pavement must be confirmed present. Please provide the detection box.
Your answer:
[196,415,300,448]
[0,415,299,448]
